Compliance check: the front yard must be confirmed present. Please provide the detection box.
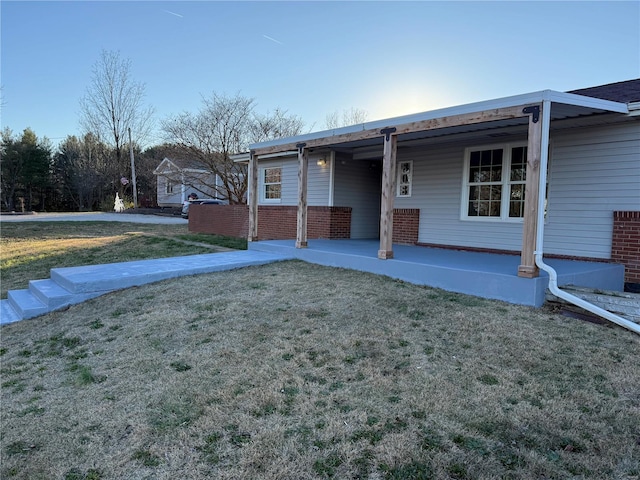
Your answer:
[1,259,639,479]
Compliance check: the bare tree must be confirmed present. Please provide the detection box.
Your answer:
[250,108,305,143]
[79,50,154,194]
[325,107,369,130]
[162,93,304,204]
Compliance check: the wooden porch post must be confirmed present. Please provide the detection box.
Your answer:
[378,128,397,259]
[248,150,259,242]
[518,104,543,278]
[296,143,308,248]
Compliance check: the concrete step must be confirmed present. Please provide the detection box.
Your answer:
[546,286,640,323]
[29,279,104,310]
[1,300,21,325]
[566,287,640,323]
[2,251,292,325]
[7,289,48,320]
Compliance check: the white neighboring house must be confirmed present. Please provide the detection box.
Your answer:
[153,157,223,207]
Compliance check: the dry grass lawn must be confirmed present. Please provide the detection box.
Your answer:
[1,260,639,479]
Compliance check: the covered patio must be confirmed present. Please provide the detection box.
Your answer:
[247,90,629,281]
[249,239,624,307]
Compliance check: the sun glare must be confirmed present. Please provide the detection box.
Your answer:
[364,79,461,122]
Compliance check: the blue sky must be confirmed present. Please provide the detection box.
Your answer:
[2,1,639,147]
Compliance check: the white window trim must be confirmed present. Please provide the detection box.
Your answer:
[460,142,528,222]
[396,160,413,197]
[259,165,282,204]
[165,178,174,195]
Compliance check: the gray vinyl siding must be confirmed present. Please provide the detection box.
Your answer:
[397,144,525,250]
[259,154,331,206]
[258,158,296,205]
[543,122,640,258]
[281,158,298,205]
[333,153,381,239]
[308,154,332,206]
[396,120,639,258]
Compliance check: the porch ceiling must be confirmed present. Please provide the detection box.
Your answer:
[250,90,629,156]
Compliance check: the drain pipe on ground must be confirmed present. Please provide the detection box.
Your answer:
[533,99,640,335]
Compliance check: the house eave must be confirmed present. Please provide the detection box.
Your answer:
[249,90,629,155]
[540,89,628,113]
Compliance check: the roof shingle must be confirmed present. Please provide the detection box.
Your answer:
[568,78,640,103]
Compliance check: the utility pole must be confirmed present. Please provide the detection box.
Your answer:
[128,128,138,208]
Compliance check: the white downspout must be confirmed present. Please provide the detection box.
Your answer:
[534,100,640,335]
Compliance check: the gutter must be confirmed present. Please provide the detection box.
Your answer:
[533,100,640,335]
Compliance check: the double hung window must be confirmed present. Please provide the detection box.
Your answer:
[463,143,533,220]
[261,166,282,202]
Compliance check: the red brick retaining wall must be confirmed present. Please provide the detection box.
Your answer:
[189,204,249,237]
[612,211,640,284]
[392,209,420,245]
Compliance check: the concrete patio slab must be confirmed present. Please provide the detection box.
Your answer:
[248,239,624,307]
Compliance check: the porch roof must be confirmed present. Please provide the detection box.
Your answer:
[249,89,629,156]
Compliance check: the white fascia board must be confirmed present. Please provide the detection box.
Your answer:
[541,90,629,113]
[249,90,629,150]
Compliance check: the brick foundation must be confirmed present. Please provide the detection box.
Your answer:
[309,206,352,240]
[256,206,297,240]
[612,211,640,284]
[188,204,352,240]
[392,209,420,245]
